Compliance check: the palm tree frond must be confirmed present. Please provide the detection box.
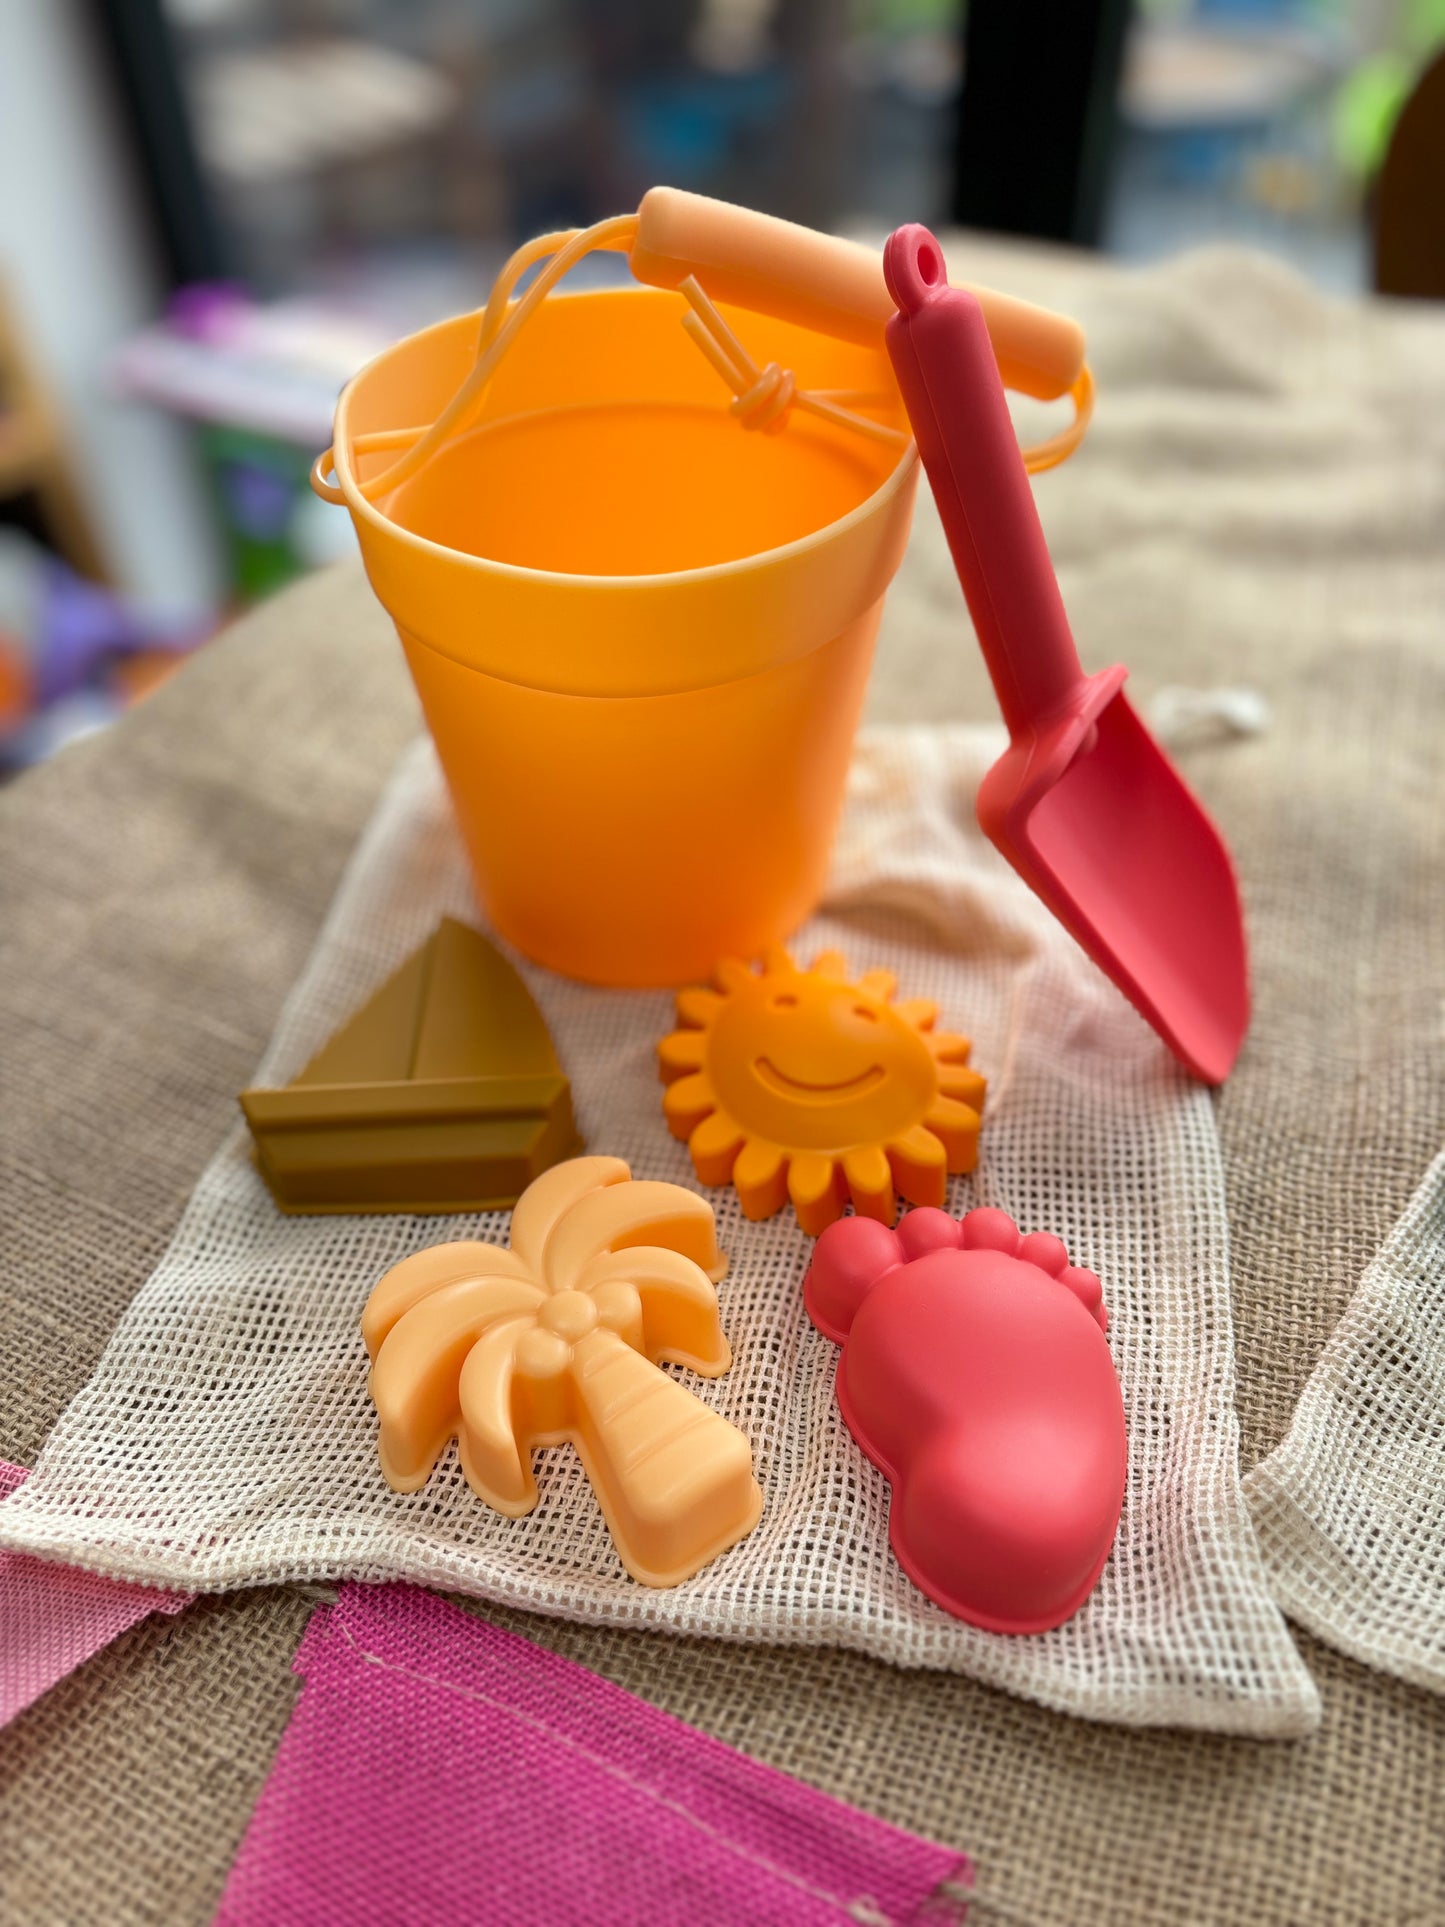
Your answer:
[544,1180,726,1292]
[456,1314,547,1514]
[507,1155,630,1275]
[370,1275,542,1489]
[362,1240,532,1360]
[574,1246,730,1375]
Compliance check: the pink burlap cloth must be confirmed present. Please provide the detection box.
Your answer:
[215,1582,973,1926]
[0,1461,191,1727]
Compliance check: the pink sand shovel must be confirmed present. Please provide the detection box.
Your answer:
[883,223,1249,1083]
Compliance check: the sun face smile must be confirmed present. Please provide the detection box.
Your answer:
[657,946,988,1236]
[753,1058,886,1101]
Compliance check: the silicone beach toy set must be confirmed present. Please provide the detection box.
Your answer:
[237,187,1249,1632]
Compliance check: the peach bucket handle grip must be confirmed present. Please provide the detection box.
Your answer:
[633,188,1093,476]
[633,187,1086,405]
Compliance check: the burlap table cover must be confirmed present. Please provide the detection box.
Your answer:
[2,241,1442,1924]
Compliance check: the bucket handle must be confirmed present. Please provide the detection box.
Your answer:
[325,215,642,507]
[311,448,344,505]
[315,210,1092,507]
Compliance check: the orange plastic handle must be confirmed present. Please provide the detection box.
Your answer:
[631,186,1085,405]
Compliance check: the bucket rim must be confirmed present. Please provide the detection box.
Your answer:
[329,287,919,591]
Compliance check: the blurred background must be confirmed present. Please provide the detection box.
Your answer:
[0,0,1441,767]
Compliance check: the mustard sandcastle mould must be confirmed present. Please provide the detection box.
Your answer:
[241,918,581,1215]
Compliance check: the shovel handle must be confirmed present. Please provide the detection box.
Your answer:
[883,224,1090,739]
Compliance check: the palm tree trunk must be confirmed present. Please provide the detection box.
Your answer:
[569,1328,761,1587]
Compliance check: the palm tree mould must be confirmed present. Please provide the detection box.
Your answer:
[361,1156,763,1586]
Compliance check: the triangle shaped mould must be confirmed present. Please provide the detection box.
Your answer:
[240,918,583,1214]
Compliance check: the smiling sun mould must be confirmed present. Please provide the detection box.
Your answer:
[658,947,987,1236]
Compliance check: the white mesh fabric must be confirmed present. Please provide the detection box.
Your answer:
[0,727,1318,1733]
[1244,1150,1445,1695]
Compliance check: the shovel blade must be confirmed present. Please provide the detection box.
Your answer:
[981,692,1249,1083]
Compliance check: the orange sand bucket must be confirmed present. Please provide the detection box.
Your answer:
[315,194,1089,986]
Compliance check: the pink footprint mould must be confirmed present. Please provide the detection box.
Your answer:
[805,1206,1127,1634]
